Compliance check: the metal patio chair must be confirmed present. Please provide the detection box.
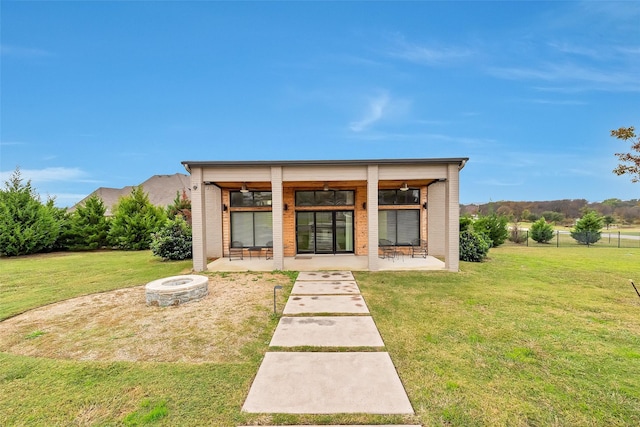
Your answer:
[411,238,428,258]
[229,240,244,260]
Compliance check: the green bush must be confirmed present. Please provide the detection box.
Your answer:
[459,229,490,262]
[0,169,60,256]
[150,216,192,261]
[473,213,509,247]
[108,187,166,250]
[530,217,554,243]
[571,211,603,245]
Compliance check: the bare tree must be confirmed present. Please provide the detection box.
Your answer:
[612,126,640,183]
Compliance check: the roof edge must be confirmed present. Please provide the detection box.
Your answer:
[181,157,469,169]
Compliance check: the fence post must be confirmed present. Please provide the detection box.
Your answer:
[618,231,620,248]
[526,230,529,247]
[556,230,559,247]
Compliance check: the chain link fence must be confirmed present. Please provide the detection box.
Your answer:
[511,230,640,248]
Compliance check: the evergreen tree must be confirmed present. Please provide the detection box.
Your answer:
[68,194,110,250]
[0,168,60,256]
[473,213,509,247]
[571,211,603,245]
[166,190,191,224]
[108,187,166,250]
[530,217,554,244]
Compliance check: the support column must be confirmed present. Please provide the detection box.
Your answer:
[444,164,460,272]
[206,185,223,259]
[190,167,207,272]
[367,165,379,271]
[271,166,284,270]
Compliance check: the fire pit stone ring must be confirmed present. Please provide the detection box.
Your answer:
[145,274,209,307]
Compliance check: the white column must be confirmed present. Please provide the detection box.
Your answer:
[206,185,223,258]
[271,166,284,270]
[427,182,446,257]
[190,167,207,272]
[444,164,460,272]
[367,165,379,271]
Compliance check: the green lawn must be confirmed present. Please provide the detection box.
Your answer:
[1,247,639,426]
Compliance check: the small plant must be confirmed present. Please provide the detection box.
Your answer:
[25,330,46,340]
[530,217,554,244]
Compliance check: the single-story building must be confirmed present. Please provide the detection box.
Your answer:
[181,158,467,272]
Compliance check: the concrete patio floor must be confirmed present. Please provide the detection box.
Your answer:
[207,254,445,272]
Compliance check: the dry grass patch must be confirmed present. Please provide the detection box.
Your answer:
[0,272,290,363]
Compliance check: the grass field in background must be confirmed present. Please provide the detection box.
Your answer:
[1,247,639,426]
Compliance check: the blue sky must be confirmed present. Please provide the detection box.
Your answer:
[1,1,639,207]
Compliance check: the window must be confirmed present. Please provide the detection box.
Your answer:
[230,191,272,207]
[295,190,355,206]
[231,212,273,246]
[378,210,419,244]
[378,189,420,205]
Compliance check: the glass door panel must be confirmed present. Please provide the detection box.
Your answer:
[296,212,314,253]
[335,211,353,252]
[315,212,333,253]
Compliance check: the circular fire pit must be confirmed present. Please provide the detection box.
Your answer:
[145,275,209,307]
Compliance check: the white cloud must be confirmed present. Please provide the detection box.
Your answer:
[385,34,474,66]
[0,167,93,184]
[487,62,640,92]
[349,93,391,132]
[0,44,54,58]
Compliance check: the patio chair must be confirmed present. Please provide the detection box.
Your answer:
[379,239,397,260]
[229,240,244,260]
[265,241,273,260]
[411,238,428,258]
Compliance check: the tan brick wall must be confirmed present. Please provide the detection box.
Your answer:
[354,185,368,255]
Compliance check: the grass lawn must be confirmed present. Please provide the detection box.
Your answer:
[1,247,639,426]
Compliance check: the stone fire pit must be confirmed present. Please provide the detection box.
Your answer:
[145,275,209,307]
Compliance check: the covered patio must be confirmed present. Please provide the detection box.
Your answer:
[207,253,446,272]
[182,158,467,273]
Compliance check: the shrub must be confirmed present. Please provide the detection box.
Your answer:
[473,213,509,247]
[530,217,555,244]
[508,222,528,244]
[459,229,490,262]
[0,169,60,256]
[108,187,166,250]
[571,211,603,245]
[151,216,192,260]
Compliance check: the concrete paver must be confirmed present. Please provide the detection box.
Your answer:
[296,271,355,281]
[270,316,384,347]
[283,295,369,314]
[242,352,414,414]
[291,280,359,295]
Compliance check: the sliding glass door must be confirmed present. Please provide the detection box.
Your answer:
[296,211,353,254]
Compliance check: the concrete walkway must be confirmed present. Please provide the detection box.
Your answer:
[242,271,415,418]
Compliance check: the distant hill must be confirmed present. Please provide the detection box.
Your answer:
[71,173,190,216]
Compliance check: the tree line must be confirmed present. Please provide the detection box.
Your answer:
[461,198,640,226]
[0,168,192,260]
